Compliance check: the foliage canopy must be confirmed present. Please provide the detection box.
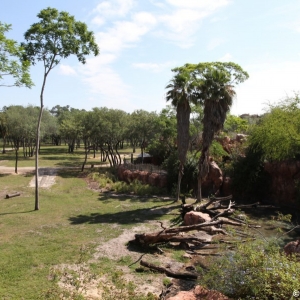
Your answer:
[0,22,33,88]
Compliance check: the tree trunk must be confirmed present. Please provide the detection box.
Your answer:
[15,148,18,174]
[176,101,191,201]
[2,135,6,154]
[81,147,90,171]
[35,69,48,211]
[176,163,184,201]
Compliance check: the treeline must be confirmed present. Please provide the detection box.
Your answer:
[0,104,249,167]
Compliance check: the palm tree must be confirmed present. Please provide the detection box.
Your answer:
[166,72,198,201]
[196,69,236,202]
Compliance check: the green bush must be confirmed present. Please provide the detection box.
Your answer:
[200,239,300,299]
[249,94,300,161]
[113,179,166,196]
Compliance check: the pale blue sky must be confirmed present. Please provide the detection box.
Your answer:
[1,0,300,115]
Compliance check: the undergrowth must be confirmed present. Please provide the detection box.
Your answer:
[89,170,167,196]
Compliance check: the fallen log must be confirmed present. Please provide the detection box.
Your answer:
[133,219,242,246]
[140,260,197,280]
[5,192,20,199]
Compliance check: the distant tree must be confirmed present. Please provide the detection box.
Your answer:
[0,22,33,88]
[5,106,39,172]
[224,114,249,134]
[59,109,84,153]
[126,110,159,158]
[22,7,99,210]
[147,106,177,164]
[0,108,9,153]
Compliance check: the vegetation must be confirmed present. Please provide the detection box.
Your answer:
[2,10,300,298]
[0,22,33,88]
[201,234,300,299]
[249,94,300,161]
[166,62,249,202]
[0,146,171,299]
[22,7,99,210]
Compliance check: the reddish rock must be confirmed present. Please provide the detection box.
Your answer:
[168,285,229,300]
[123,170,133,183]
[184,211,211,226]
[284,239,300,256]
[263,160,300,208]
[148,173,159,186]
[158,174,168,188]
[131,170,140,181]
[202,159,223,196]
[221,176,232,196]
[138,171,150,184]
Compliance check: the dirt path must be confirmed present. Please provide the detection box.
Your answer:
[0,166,58,188]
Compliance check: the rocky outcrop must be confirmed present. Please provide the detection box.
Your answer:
[201,159,223,196]
[183,211,211,226]
[284,239,300,256]
[264,160,300,208]
[117,165,168,188]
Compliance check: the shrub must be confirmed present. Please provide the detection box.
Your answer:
[200,239,300,299]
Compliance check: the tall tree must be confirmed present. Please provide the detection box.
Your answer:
[169,62,248,202]
[0,22,33,88]
[166,71,198,201]
[22,7,99,210]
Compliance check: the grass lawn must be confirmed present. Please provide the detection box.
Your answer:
[0,145,174,299]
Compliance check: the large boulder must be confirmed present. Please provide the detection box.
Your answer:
[184,211,211,226]
[202,159,223,196]
[264,160,300,208]
[284,239,300,256]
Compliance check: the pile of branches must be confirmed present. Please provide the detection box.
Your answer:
[129,195,278,279]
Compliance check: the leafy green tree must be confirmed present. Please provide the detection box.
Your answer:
[126,110,159,159]
[0,107,9,153]
[22,7,99,210]
[0,22,33,88]
[147,106,177,164]
[249,94,300,161]
[5,105,39,172]
[224,114,249,134]
[59,109,84,153]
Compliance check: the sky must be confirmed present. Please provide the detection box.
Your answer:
[1,0,300,116]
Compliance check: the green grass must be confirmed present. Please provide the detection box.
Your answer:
[0,146,174,299]
[0,144,140,169]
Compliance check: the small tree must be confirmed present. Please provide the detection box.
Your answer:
[22,7,99,210]
[0,22,33,88]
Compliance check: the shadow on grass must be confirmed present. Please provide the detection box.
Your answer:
[0,210,35,216]
[0,173,10,177]
[69,202,179,225]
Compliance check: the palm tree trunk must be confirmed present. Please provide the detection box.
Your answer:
[176,163,184,201]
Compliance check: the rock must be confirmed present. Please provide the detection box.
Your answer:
[168,285,230,300]
[236,133,248,143]
[221,176,232,196]
[117,165,167,188]
[263,160,300,208]
[184,211,211,226]
[202,159,223,196]
[284,239,300,256]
